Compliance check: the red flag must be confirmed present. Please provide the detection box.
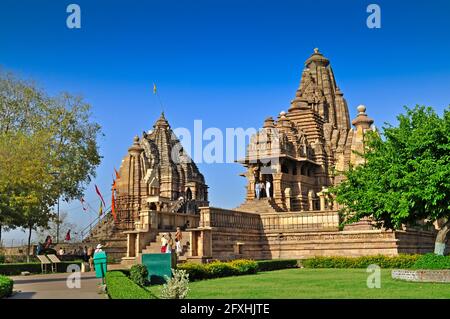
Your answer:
[114,167,120,179]
[95,185,106,207]
[111,190,117,222]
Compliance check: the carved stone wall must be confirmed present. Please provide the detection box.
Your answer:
[190,207,436,261]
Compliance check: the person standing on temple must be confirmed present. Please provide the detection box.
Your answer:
[260,182,266,198]
[255,181,261,199]
[266,180,271,198]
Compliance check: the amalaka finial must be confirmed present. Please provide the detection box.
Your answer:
[357,104,366,114]
[314,48,319,54]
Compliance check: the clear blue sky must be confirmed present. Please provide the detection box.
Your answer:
[1,0,449,243]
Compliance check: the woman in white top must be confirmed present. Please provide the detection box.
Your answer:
[160,234,168,253]
[166,233,173,254]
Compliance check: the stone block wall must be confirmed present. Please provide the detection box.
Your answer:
[193,207,437,261]
[392,269,450,283]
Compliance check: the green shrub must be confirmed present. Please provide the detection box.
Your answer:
[0,275,13,298]
[0,254,5,264]
[130,264,148,287]
[301,255,420,269]
[205,261,239,278]
[413,253,450,269]
[106,271,153,299]
[229,259,258,274]
[0,261,82,276]
[177,263,209,281]
[256,259,298,272]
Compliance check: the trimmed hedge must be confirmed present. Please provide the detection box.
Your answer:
[0,275,13,298]
[177,259,293,281]
[301,255,420,269]
[229,259,258,275]
[130,264,148,287]
[413,253,450,269]
[256,259,298,272]
[176,263,208,281]
[106,271,153,299]
[205,262,239,278]
[0,261,83,276]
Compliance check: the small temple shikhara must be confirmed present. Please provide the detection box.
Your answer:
[84,49,436,265]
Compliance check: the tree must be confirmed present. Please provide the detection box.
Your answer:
[332,105,450,255]
[1,131,56,261]
[36,211,81,244]
[0,71,102,258]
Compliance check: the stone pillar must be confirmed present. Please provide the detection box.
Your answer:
[284,188,291,211]
[308,190,314,211]
[317,189,326,211]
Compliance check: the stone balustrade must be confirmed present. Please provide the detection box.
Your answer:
[198,207,339,233]
[260,210,340,232]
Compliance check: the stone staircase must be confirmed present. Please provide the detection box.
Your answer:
[140,231,191,263]
[235,198,282,214]
[82,213,127,262]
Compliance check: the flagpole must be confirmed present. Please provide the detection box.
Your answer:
[153,83,164,113]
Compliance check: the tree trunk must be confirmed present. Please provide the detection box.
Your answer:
[434,221,450,256]
[27,225,32,263]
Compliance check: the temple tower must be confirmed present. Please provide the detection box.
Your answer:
[237,49,375,213]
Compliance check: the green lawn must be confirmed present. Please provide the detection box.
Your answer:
[147,268,450,299]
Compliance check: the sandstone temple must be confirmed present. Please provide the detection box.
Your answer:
[84,49,436,264]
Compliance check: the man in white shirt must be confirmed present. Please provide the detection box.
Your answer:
[266,180,271,198]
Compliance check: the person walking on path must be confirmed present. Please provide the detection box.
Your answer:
[175,227,183,255]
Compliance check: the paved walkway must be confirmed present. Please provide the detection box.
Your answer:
[8,272,108,299]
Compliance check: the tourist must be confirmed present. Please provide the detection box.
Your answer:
[266,180,271,198]
[260,182,266,198]
[166,233,174,254]
[94,244,104,254]
[255,182,261,199]
[36,243,43,255]
[65,229,71,242]
[160,233,168,253]
[175,227,182,254]
[87,246,94,271]
[83,246,88,261]
[58,247,65,256]
[44,235,52,249]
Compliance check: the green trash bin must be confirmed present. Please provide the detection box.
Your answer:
[93,251,108,280]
